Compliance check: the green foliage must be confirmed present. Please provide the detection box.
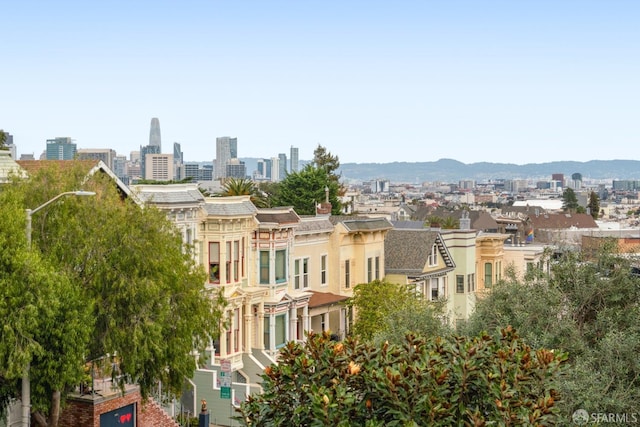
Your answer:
[236,329,567,426]
[346,280,449,345]
[218,177,269,208]
[587,191,600,219]
[313,144,341,183]
[274,165,342,215]
[463,246,640,416]
[561,188,579,213]
[0,129,6,149]
[1,161,227,421]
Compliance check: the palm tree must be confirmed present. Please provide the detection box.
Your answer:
[219,177,269,208]
[0,130,6,149]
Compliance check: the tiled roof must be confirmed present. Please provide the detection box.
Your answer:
[203,199,258,216]
[256,207,300,225]
[385,229,454,276]
[330,216,393,232]
[0,150,25,183]
[134,189,205,204]
[529,212,598,229]
[295,217,335,235]
[308,291,349,308]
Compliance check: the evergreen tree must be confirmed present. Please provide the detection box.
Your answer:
[562,188,579,213]
[274,165,342,215]
[587,191,600,219]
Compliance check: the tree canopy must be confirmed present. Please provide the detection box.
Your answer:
[274,164,342,215]
[587,191,600,220]
[0,162,226,426]
[313,144,340,182]
[462,245,640,417]
[561,188,579,213]
[346,279,449,345]
[218,177,269,208]
[236,329,567,426]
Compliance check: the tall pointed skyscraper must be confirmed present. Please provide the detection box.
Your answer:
[149,117,161,151]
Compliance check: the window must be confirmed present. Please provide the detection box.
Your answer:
[275,314,286,348]
[263,317,270,349]
[302,258,309,288]
[241,237,246,276]
[226,242,232,283]
[275,250,287,283]
[484,262,493,288]
[209,242,220,283]
[321,255,327,285]
[430,278,439,300]
[467,273,475,292]
[496,261,502,282]
[234,308,240,353]
[234,240,240,281]
[375,256,380,280]
[345,260,350,288]
[294,259,301,290]
[367,257,373,282]
[456,275,465,293]
[428,244,438,266]
[260,251,269,284]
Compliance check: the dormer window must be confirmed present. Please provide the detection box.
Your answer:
[428,244,438,266]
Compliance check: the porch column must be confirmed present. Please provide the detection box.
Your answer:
[269,312,276,352]
[220,310,229,357]
[289,304,298,341]
[257,303,265,350]
[302,305,310,342]
[323,312,329,332]
[339,307,346,339]
[244,302,252,351]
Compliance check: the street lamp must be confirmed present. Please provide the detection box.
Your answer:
[22,190,95,427]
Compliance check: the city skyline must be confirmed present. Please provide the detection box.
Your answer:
[2,1,639,165]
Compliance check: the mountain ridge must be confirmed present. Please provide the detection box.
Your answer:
[336,159,640,183]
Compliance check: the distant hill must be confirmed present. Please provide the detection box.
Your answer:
[336,159,640,183]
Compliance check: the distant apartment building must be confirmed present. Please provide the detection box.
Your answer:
[458,180,475,190]
[215,136,237,179]
[113,155,127,183]
[140,144,160,179]
[278,153,287,178]
[173,142,184,180]
[184,162,213,182]
[270,157,280,182]
[226,158,247,179]
[77,148,116,170]
[290,146,299,173]
[613,180,640,191]
[46,137,77,160]
[2,131,16,159]
[144,153,174,181]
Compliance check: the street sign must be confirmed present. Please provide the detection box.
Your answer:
[220,386,231,399]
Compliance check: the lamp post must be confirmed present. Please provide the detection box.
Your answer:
[22,190,95,427]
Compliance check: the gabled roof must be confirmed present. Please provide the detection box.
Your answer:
[202,196,258,216]
[0,150,26,183]
[256,207,301,227]
[15,159,135,202]
[385,229,455,276]
[330,215,393,233]
[529,212,598,229]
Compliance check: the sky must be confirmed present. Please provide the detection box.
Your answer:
[2,1,639,165]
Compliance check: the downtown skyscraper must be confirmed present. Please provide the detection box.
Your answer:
[149,117,161,151]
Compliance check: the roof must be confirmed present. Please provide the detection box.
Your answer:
[391,220,425,229]
[131,184,205,205]
[15,159,135,202]
[202,196,258,216]
[256,207,301,226]
[308,291,349,308]
[529,212,599,229]
[295,216,335,235]
[385,229,455,276]
[0,150,26,183]
[330,215,393,233]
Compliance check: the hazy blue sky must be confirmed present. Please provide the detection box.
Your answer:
[2,1,639,165]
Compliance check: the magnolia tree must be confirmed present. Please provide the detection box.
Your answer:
[236,329,567,426]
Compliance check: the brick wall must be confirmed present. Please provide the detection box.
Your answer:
[59,386,179,427]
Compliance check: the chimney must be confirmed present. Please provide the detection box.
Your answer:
[317,186,332,215]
